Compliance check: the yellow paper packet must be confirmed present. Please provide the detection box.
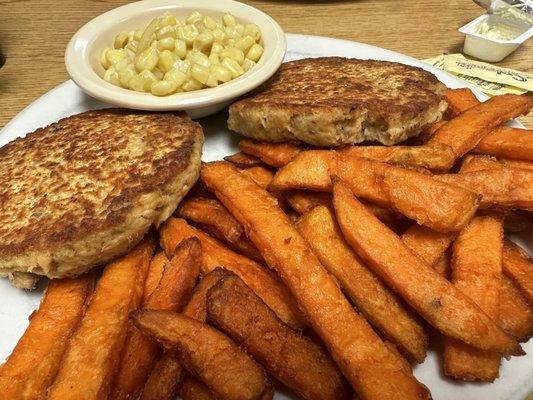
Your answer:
[423,54,528,96]
[444,55,532,92]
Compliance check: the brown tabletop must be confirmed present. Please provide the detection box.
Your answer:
[1,0,531,129]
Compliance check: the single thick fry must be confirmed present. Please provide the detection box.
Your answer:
[132,311,274,400]
[201,161,431,400]
[444,88,479,117]
[296,206,428,363]
[443,216,503,382]
[159,218,306,329]
[502,241,533,304]
[331,179,521,356]
[140,269,230,400]
[224,152,265,168]
[401,225,456,267]
[284,190,332,214]
[239,139,303,168]
[207,274,349,400]
[342,143,456,171]
[472,126,533,162]
[435,169,533,210]
[111,251,168,400]
[428,93,533,158]
[270,151,480,232]
[184,268,233,321]
[239,166,274,189]
[0,275,93,400]
[47,237,154,400]
[501,158,533,171]
[180,377,218,400]
[140,354,184,400]
[178,197,243,243]
[500,275,533,341]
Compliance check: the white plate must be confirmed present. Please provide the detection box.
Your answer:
[1,34,531,400]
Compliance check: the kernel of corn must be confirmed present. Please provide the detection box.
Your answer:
[246,43,263,62]
[156,25,176,40]
[220,47,244,65]
[203,15,217,30]
[211,64,232,82]
[182,78,203,91]
[205,73,219,88]
[151,79,178,96]
[222,58,244,79]
[138,69,158,91]
[212,28,226,44]
[118,64,136,86]
[244,23,261,41]
[242,58,256,72]
[106,49,125,66]
[157,37,175,51]
[164,69,187,87]
[235,36,255,53]
[191,63,210,84]
[128,74,146,92]
[103,66,121,87]
[134,46,159,72]
[114,32,129,49]
[186,11,202,25]
[222,13,236,27]
[193,31,214,51]
[174,39,187,59]
[157,50,175,72]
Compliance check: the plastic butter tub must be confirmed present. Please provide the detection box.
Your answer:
[459,14,533,62]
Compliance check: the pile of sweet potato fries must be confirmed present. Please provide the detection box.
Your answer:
[1,88,532,400]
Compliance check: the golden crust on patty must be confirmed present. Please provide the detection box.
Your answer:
[0,109,203,287]
[228,57,447,146]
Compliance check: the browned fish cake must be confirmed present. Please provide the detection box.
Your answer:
[228,57,447,146]
[0,109,203,288]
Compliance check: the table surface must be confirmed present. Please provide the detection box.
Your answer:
[0,0,531,129]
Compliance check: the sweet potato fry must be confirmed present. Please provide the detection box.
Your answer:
[224,151,265,168]
[0,275,93,400]
[502,241,533,304]
[239,166,275,189]
[270,150,480,232]
[500,158,533,171]
[443,215,503,382]
[201,161,431,400]
[342,143,456,171]
[435,169,533,210]
[500,275,533,341]
[419,120,447,143]
[160,218,306,329]
[401,225,456,267]
[47,237,154,400]
[111,251,169,400]
[178,197,243,244]
[428,93,533,158]
[433,252,452,278]
[184,268,233,321]
[140,353,185,400]
[296,206,428,363]
[239,139,303,168]
[472,126,533,162]
[140,269,230,400]
[239,166,289,211]
[180,377,218,400]
[331,179,521,356]
[132,310,274,400]
[444,88,479,117]
[207,273,349,400]
[284,190,332,214]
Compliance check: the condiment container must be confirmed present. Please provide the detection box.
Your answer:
[459,14,532,62]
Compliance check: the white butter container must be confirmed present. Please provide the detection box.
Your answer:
[459,14,533,62]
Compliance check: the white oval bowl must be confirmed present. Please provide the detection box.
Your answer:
[65,0,286,118]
